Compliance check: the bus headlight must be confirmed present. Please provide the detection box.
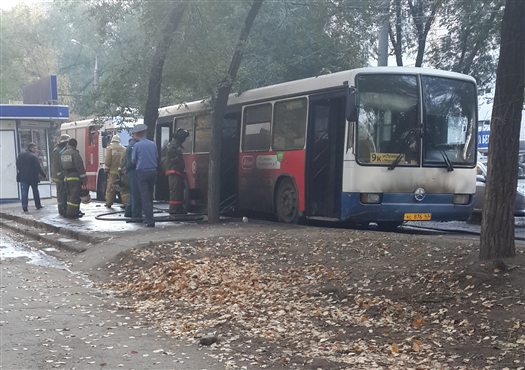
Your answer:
[453,194,470,205]
[360,193,382,204]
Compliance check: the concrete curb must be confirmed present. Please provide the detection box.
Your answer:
[0,210,105,246]
[0,219,89,253]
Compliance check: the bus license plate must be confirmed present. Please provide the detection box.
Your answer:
[404,213,431,221]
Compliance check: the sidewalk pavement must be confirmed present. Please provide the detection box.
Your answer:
[0,197,286,274]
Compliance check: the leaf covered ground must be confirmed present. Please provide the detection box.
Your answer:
[98,226,525,369]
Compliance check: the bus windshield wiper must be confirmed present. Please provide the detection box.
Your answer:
[439,149,454,172]
[388,153,405,171]
[388,127,421,171]
[426,128,454,172]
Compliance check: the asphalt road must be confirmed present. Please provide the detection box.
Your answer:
[0,231,222,370]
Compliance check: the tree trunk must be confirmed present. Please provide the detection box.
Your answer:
[143,3,187,140]
[408,0,441,67]
[479,0,525,260]
[389,0,403,66]
[207,0,264,224]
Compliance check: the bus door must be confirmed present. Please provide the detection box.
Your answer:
[220,111,241,213]
[155,120,174,201]
[306,93,345,218]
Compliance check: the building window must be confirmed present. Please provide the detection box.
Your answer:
[18,127,49,178]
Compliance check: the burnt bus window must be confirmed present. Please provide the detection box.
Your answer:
[273,98,307,150]
[175,116,194,154]
[242,103,271,152]
[195,114,212,153]
[89,126,96,146]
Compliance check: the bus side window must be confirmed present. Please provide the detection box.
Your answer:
[242,104,272,152]
[273,98,307,151]
[195,114,212,153]
[175,116,194,154]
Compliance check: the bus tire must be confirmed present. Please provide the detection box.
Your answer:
[96,171,106,201]
[276,179,300,224]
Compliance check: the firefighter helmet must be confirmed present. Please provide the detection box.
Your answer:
[80,189,91,204]
[175,128,190,142]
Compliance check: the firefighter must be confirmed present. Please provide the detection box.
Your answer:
[161,128,190,216]
[104,135,128,208]
[51,134,70,216]
[60,138,87,218]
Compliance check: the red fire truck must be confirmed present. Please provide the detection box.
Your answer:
[60,117,138,200]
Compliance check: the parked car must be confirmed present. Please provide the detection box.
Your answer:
[473,161,525,217]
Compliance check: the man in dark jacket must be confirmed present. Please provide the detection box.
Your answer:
[161,128,189,216]
[16,142,47,212]
[60,138,87,218]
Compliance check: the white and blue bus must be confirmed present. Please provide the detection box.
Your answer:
[157,67,478,228]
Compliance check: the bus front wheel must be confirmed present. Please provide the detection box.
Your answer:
[276,179,300,224]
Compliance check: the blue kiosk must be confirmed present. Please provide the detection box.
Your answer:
[0,76,69,203]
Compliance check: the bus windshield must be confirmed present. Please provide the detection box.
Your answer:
[355,73,477,168]
[356,74,419,166]
[422,76,477,167]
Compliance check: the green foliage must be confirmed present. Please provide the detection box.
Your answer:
[0,5,59,104]
[426,0,503,88]
[238,0,375,91]
[0,0,508,115]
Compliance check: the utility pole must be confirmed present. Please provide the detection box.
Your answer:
[377,0,390,66]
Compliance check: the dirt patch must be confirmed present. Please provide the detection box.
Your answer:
[98,227,525,369]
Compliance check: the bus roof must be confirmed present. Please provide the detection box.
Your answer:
[158,100,211,119]
[158,67,477,118]
[60,117,141,130]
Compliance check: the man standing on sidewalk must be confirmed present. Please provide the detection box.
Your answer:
[104,135,127,208]
[131,124,157,227]
[16,142,47,212]
[51,134,70,216]
[60,138,88,219]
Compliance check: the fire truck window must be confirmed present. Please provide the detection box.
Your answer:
[195,114,212,153]
[89,126,96,146]
[242,103,271,152]
[175,116,193,154]
[273,98,307,151]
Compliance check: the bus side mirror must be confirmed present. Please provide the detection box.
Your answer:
[102,133,109,148]
[346,87,358,122]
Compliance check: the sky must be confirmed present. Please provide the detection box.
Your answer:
[0,0,52,10]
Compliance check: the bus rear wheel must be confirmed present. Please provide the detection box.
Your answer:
[276,179,300,224]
